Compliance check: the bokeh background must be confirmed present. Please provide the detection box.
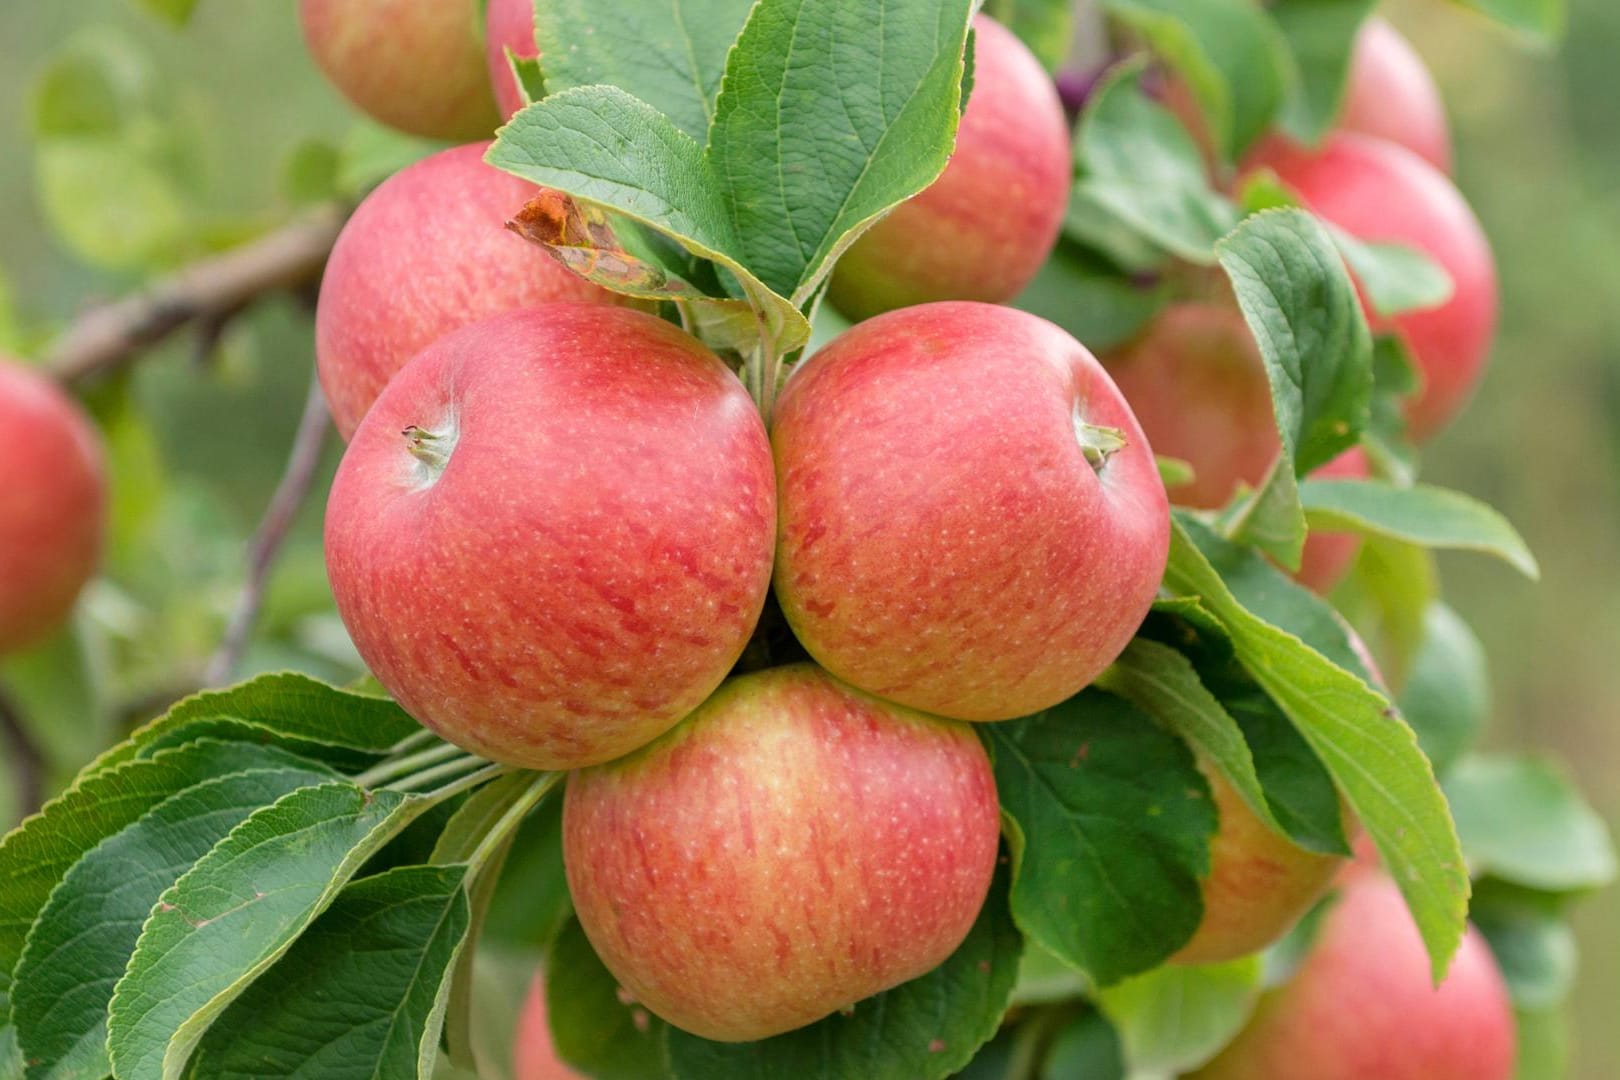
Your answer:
[0,0,1613,1075]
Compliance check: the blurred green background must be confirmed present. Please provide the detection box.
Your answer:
[0,0,1613,1075]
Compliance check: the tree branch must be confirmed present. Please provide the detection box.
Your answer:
[45,205,348,385]
[0,684,46,818]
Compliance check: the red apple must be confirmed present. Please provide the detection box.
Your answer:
[0,360,106,655]
[563,663,1001,1042]
[316,142,636,440]
[1246,133,1498,441]
[773,301,1169,722]
[299,0,499,141]
[825,15,1071,321]
[324,305,776,770]
[1191,874,1516,1080]
[514,976,582,1080]
[1339,19,1451,174]
[485,0,537,121]
[1102,302,1367,594]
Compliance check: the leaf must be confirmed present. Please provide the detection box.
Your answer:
[986,691,1214,984]
[483,792,572,950]
[1163,516,1469,982]
[1398,603,1489,776]
[532,0,755,141]
[546,918,671,1080]
[1268,0,1378,143]
[1010,941,1089,1006]
[664,863,1021,1080]
[1042,1010,1125,1080]
[135,0,201,26]
[983,0,1075,70]
[1332,535,1437,689]
[1071,61,1240,263]
[1446,0,1564,45]
[1012,239,1170,352]
[1444,756,1617,895]
[1094,956,1263,1075]
[1469,893,1577,1010]
[1300,479,1540,579]
[189,865,472,1080]
[107,783,427,1080]
[11,761,334,1080]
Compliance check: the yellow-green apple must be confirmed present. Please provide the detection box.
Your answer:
[1104,301,1367,594]
[324,305,776,770]
[1191,874,1515,1080]
[1245,133,1497,441]
[514,977,582,1080]
[826,15,1071,321]
[773,302,1169,722]
[299,0,499,140]
[562,663,1000,1042]
[0,360,105,654]
[1339,19,1451,174]
[485,0,536,120]
[316,142,636,439]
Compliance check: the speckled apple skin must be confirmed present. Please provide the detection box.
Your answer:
[484,0,537,120]
[563,663,1001,1043]
[299,0,499,141]
[0,361,105,654]
[826,15,1071,321]
[316,143,636,440]
[324,305,776,770]
[1246,133,1497,441]
[1340,19,1452,175]
[773,302,1169,722]
[514,976,583,1080]
[1192,874,1516,1080]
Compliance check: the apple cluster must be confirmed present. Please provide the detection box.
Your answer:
[299,3,1515,1074]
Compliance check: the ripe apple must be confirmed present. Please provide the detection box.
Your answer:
[562,663,1001,1042]
[825,15,1071,321]
[298,0,499,141]
[1339,19,1451,174]
[773,301,1169,722]
[1245,133,1498,441]
[324,305,776,771]
[514,977,582,1080]
[485,0,537,120]
[316,142,636,440]
[1102,301,1366,594]
[1191,874,1516,1080]
[0,360,106,655]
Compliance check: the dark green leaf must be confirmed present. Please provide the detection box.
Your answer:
[983,0,1075,70]
[1041,1009,1124,1080]
[1470,898,1577,1010]
[1269,0,1378,143]
[547,918,670,1080]
[1012,240,1170,352]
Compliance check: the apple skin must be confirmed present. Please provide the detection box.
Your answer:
[825,15,1071,322]
[316,142,636,440]
[324,305,776,771]
[485,0,537,120]
[0,361,106,654]
[1103,302,1367,594]
[1339,19,1452,175]
[562,663,1001,1043]
[514,977,583,1080]
[299,0,499,141]
[1245,133,1498,441]
[1191,874,1516,1080]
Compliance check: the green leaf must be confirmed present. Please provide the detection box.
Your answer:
[1269,0,1378,143]
[0,619,112,783]
[1094,956,1263,1075]
[532,0,754,140]
[12,760,334,1079]
[1042,1010,1124,1080]
[279,138,342,205]
[983,0,1075,69]
[1447,0,1564,45]
[546,918,671,1080]
[1010,941,1089,1006]
[664,863,1021,1080]
[334,122,439,196]
[36,140,188,270]
[1445,756,1617,895]
[107,783,427,1080]
[1012,240,1170,352]
[134,0,201,25]
[1398,603,1489,776]
[189,865,472,1080]
[1512,1004,1570,1080]
[1332,535,1437,689]
[987,691,1214,984]
[483,787,572,951]
[1072,61,1240,264]
[1469,895,1577,1010]
[1300,479,1540,579]
[1163,517,1469,982]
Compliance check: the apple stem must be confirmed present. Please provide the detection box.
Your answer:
[1075,417,1128,473]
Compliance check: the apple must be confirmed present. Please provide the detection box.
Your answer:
[562,663,1001,1042]
[1245,133,1498,441]
[514,976,582,1080]
[316,142,637,440]
[1339,19,1451,174]
[324,305,776,771]
[485,0,537,121]
[299,0,499,141]
[825,15,1071,322]
[1191,874,1516,1080]
[0,360,106,655]
[773,301,1169,722]
[1101,301,1366,594]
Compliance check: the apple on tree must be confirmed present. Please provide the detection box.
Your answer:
[772,301,1171,723]
[562,663,1001,1043]
[1338,18,1452,175]
[323,304,776,771]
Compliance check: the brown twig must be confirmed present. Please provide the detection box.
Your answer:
[45,205,348,386]
[0,683,46,817]
[203,371,333,687]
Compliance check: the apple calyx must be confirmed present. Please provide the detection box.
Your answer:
[1073,413,1128,473]
[402,422,458,484]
